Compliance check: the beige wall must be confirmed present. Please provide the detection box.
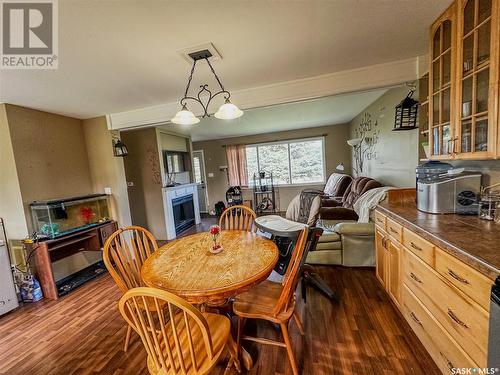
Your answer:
[82,117,132,227]
[122,128,166,239]
[0,104,29,239]
[192,123,352,212]
[349,86,419,187]
[5,104,94,231]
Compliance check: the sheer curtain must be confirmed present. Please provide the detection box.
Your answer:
[225,145,248,187]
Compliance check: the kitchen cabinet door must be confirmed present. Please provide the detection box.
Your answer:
[429,4,458,159]
[455,0,499,158]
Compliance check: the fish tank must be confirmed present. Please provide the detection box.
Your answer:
[30,194,111,239]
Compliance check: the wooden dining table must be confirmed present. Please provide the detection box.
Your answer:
[141,230,279,369]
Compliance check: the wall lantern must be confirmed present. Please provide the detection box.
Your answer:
[394,90,419,131]
[113,139,128,157]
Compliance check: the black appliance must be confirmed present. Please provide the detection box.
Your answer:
[163,151,190,174]
[172,194,195,235]
[488,276,499,368]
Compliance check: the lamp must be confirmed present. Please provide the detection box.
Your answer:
[171,49,243,125]
[171,104,200,125]
[347,137,365,174]
[394,90,418,131]
[113,139,128,157]
[336,163,345,171]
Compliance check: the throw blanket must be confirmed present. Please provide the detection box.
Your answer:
[354,186,394,223]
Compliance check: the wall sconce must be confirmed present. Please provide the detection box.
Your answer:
[112,136,128,157]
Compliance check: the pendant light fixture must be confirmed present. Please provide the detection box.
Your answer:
[171,49,243,125]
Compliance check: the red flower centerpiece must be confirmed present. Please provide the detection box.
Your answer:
[209,225,223,254]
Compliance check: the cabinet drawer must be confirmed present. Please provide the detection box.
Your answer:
[402,285,477,374]
[402,227,434,266]
[386,217,402,242]
[435,249,493,312]
[403,249,488,366]
[374,210,386,230]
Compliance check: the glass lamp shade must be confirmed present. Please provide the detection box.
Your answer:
[214,99,243,120]
[171,105,200,125]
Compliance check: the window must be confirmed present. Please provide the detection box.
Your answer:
[245,137,325,186]
[193,156,202,183]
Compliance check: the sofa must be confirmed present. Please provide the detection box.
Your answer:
[285,172,352,225]
[306,177,382,266]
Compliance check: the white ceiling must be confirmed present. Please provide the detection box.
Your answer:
[155,88,388,141]
[0,0,452,119]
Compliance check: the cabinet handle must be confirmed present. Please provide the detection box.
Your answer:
[447,308,469,328]
[410,242,422,251]
[447,269,470,285]
[409,312,423,326]
[389,227,398,234]
[446,358,455,373]
[410,272,423,284]
[447,139,453,155]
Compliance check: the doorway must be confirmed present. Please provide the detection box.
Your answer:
[193,150,209,213]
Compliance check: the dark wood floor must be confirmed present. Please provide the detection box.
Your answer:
[0,219,441,375]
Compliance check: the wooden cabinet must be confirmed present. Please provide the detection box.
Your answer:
[375,214,401,307]
[455,0,500,157]
[375,208,494,372]
[429,4,457,159]
[428,0,500,160]
[375,227,388,286]
[388,240,402,307]
[34,221,118,300]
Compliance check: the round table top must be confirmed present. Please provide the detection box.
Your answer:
[141,230,279,304]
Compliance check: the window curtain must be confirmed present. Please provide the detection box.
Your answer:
[226,145,248,187]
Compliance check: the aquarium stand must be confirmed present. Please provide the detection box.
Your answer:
[32,221,117,300]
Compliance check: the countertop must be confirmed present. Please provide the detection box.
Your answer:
[376,201,500,280]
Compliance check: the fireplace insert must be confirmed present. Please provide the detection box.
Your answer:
[172,194,195,235]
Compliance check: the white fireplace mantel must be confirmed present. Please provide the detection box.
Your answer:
[162,183,201,240]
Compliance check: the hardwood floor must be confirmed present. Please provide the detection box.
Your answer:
[0,219,440,374]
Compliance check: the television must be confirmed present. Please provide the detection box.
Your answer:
[163,151,190,174]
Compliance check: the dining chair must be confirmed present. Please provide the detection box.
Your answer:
[119,287,238,375]
[232,227,308,375]
[219,205,257,232]
[103,225,159,351]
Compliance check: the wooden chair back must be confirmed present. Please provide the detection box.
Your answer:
[219,205,257,232]
[273,228,308,317]
[103,226,158,293]
[119,287,215,374]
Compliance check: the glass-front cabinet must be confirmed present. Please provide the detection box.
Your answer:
[428,0,499,160]
[429,5,456,158]
[456,0,498,157]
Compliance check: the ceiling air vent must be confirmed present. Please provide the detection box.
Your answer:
[177,42,222,64]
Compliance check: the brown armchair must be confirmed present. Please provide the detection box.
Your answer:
[285,173,352,225]
[319,177,382,221]
[307,177,383,267]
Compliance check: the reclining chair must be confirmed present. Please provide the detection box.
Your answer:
[286,172,352,225]
[309,177,382,266]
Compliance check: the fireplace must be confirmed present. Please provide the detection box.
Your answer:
[172,194,195,235]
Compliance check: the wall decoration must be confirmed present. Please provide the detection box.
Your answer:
[146,147,162,185]
[351,112,380,174]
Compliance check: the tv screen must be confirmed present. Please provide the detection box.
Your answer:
[164,151,189,173]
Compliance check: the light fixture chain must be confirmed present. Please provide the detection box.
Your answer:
[183,59,197,99]
[205,57,225,92]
